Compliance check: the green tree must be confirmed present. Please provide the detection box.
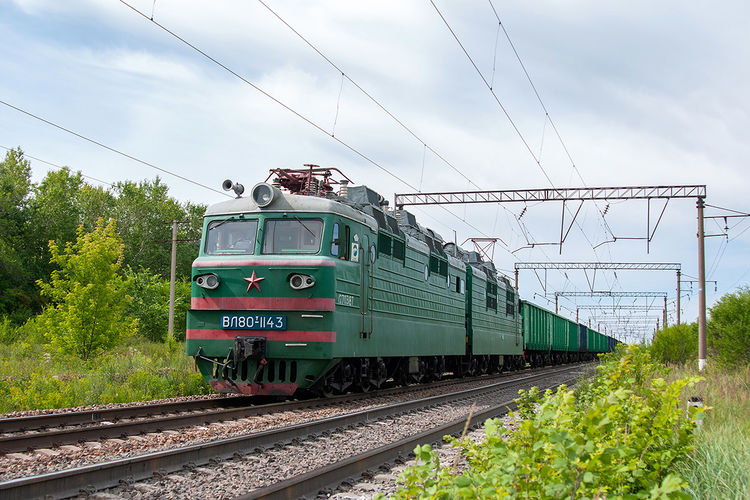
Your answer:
[650,322,698,365]
[36,218,136,359]
[125,268,191,342]
[709,287,750,367]
[28,168,115,288]
[0,148,35,321]
[112,178,204,279]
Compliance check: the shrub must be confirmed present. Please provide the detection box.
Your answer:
[650,323,698,365]
[390,346,703,499]
[0,317,20,344]
[125,268,191,342]
[708,287,750,368]
[0,340,209,412]
[36,218,137,359]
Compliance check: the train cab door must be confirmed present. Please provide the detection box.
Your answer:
[356,235,374,339]
[359,235,374,338]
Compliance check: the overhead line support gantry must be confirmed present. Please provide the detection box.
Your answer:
[394,184,708,370]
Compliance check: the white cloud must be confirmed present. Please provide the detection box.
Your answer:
[2,0,749,328]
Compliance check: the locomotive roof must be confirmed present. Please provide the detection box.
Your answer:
[205,181,507,281]
[205,191,379,232]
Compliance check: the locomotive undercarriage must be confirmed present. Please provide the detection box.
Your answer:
[524,349,597,368]
[311,353,527,397]
[197,340,591,397]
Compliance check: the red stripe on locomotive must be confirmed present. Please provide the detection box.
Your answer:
[192,259,336,267]
[186,329,336,342]
[191,296,335,311]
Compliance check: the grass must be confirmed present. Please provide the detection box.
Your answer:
[0,339,210,413]
[667,363,750,499]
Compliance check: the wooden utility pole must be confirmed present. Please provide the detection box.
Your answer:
[168,220,178,341]
[676,270,681,325]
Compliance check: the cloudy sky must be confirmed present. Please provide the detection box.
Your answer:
[2,0,748,342]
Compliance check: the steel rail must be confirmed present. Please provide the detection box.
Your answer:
[0,371,524,454]
[0,397,255,434]
[0,364,585,500]
[0,369,523,434]
[0,365,572,453]
[239,374,580,499]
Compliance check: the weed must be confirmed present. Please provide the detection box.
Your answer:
[0,339,209,412]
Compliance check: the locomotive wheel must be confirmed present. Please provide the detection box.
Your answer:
[357,358,372,393]
[465,356,477,377]
[395,359,409,386]
[410,358,426,384]
[479,355,489,375]
[433,356,445,381]
[319,373,336,398]
[359,378,372,393]
[373,358,387,389]
[457,355,477,378]
[318,361,353,396]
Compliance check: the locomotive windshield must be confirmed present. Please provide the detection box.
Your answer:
[204,219,258,255]
[262,218,323,254]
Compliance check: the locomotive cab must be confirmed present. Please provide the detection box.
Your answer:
[187,172,376,395]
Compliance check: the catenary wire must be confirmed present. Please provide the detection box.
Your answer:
[252,0,603,299]
[116,0,528,261]
[428,0,554,188]
[485,0,616,245]
[255,0,547,257]
[486,0,584,186]
[0,99,228,197]
[0,145,114,187]
[428,0,615,295]
[120,1,611,310]
[255,0,484,192]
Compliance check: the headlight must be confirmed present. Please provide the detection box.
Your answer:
[251,182,276,207]
[289,274,315,290]
[195,273,220,290]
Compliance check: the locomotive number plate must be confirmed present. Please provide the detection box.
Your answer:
[221,314,287,330]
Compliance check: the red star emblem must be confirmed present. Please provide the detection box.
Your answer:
[243,270,265,293]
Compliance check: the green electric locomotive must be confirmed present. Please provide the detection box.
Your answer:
[187,167,616,396]
[186,167,528,396]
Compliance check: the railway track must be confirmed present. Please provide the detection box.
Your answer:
[0,363,588,499]
[243,369,580,500]
[0,364,567,455]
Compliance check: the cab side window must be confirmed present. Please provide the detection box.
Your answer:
[331,222,350,259]
[331,223,340,257]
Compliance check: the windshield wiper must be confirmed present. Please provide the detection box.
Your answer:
[293,215,317,238]
[208,217,237,231]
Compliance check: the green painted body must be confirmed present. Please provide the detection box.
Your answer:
[520,299,608,354]
[187,187,614,395]
[187,207,468,393]
[519,300,551,352]
[567,319,579,352]
[587,328,607,353]
[466,267,522,355]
